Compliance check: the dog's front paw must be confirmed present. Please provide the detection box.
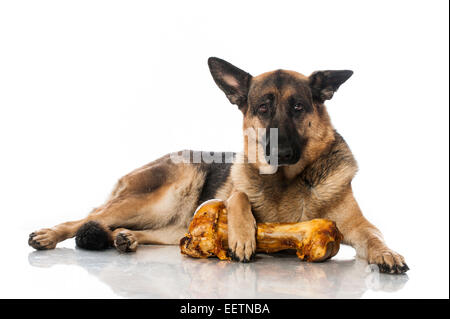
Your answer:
[114,232,138,253]
[228,226,256,263]
[368,248,409,274]
[28,229,58,250]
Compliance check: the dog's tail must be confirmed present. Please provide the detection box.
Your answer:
[75,221,113,250]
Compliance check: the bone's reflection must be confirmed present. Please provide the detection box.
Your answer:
[28,246,408,298]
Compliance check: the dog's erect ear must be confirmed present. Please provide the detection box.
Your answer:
[309,70,353,102]
[208,57,252,109]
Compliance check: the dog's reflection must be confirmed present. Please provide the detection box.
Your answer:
[28,246,408,298]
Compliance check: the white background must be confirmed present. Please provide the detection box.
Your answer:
[0,0,448,298]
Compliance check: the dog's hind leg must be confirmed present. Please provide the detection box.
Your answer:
[111,225,187,252]
[28,205,110,250]
[29,155,208,251]
[28,218,95,250]
[28,199,139,251]
[29,190,179,251]
[28,191,177,251]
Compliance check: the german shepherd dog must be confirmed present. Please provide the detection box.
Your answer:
[29,57,408,274]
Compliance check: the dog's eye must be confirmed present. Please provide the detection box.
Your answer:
[293,103,304,112]
[258,103,269,114]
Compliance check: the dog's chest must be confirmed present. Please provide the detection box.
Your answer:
[231,164,322,223]
[245,181,313,223]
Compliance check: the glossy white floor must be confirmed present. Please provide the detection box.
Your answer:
[0,229,417,299]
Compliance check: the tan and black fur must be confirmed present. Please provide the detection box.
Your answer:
[29,57,408,274]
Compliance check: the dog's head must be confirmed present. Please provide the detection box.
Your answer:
[208,57,352,171]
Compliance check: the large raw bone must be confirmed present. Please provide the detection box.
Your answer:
[180,199,343,262]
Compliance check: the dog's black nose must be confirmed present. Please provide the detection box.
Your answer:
[278,148,294,163]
